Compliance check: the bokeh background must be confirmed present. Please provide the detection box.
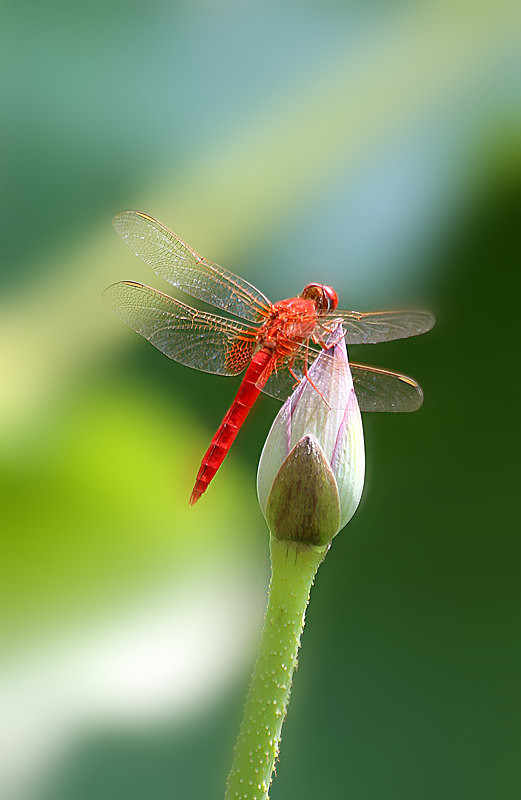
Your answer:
[2,1,520,798]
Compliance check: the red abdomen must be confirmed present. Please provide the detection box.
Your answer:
[189,348,274,504]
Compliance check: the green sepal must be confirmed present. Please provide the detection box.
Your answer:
[266,434,341,546]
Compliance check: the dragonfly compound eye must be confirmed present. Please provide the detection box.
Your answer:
[301,283,339,312]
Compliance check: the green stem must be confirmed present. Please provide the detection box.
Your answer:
[225,536,328,800]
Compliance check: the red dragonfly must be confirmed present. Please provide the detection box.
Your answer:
[104,211,434,504]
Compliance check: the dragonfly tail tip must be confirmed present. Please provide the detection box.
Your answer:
[189,488,201,506]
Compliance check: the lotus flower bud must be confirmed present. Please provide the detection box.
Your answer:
[257,322,365,545]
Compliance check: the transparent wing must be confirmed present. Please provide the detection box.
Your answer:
[103,281,257,375]
[262,365,302,404]
[262,346,423,412]
[324,309,435,344]
[350,362,423,412]
[112,211,271,322]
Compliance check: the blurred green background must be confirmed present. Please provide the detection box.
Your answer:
[1,1,520,798]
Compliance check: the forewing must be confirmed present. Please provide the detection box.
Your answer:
[112,211,271,322]
[103,281,256,375]
[330,309,435,344]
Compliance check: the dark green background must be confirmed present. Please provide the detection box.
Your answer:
[2,2,520,798]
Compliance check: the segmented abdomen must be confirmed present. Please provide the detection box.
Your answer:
[189,347,274,504]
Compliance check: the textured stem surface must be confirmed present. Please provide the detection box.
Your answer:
[225,536,327,800]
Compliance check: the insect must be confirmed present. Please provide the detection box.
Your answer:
[104,211,434,504]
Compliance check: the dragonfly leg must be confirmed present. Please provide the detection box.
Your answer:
[303,370,332,411]
[301,339,332,411]
[312,332,338,350]
[287,362,301,390]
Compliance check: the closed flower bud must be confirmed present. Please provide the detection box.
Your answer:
[257,322,365,544]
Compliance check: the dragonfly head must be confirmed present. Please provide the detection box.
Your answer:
[301,283,338,313]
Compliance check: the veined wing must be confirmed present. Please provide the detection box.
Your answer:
[103,281,257,375]
[326,309,435,344]
[112,211,271,323]
[350,362,423,412]
[262,346,423,412]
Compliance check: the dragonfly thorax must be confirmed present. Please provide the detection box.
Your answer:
[258,296,319,350]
